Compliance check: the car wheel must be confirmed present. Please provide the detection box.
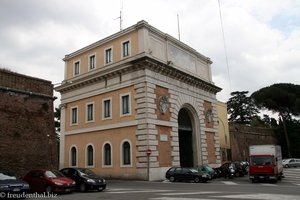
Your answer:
[285,164,289,168]
[79,183,86,192]
[169,176,175,182]
[46,185,52,193]
[194,176,200,183]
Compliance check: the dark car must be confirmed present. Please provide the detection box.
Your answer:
[196,165,217,179]
[165,167,209,183]
[213,162,235,178]
[239,161,249,175]
[60,168,106,192]
[0,170,30,196]
[22,169,76,193]
[231,162,246,177]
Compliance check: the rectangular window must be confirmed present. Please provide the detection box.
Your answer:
[121,94,130,115]
[86,103,94,122]
[74,61,80,76]
[122,95,129,114]
[103,99,111,119]
[105,48,112,64]
[122,41,130,57]
[89,55,95,70]
[71,107,78,124]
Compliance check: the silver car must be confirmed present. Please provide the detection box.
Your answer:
[283,158,300,168]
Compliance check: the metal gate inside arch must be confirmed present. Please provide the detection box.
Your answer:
[178,108,194,167]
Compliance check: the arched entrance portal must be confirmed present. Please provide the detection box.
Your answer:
[178,108,194,167]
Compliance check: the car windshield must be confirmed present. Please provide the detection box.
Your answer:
[45,170,65,178]
[204,165,213,172]
[251,156,273,166]
[78,169,95,176]
[0,171,17,180]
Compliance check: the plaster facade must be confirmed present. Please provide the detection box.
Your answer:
[56,21,221,180]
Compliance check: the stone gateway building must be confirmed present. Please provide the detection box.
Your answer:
[56,21,221,180]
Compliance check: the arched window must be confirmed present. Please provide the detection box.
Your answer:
[122,141,131,165]
[104,143,111,166]
[87,145,94,166]
[70,146,77,166]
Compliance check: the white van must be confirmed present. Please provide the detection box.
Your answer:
[283,158,300,168]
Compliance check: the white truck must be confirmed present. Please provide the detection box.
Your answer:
[249,145,283,183]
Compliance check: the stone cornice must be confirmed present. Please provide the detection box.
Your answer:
[63,20,212,64]
[55,55,222,94]
[55,53,146,93]
[132,56,222,94]
[0,86,56,100]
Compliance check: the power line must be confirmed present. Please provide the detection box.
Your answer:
[218,0,232,92]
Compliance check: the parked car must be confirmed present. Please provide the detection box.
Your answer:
[214,163,230,178]
[196,165,216,179]
[0,170,30,195]
[283,158,300,168]
[240,161,249,175]
[22,169,75,193]
[165,167,209,183]
[60,168,106,192]
[213,162,238,178]
[231,162,245,177]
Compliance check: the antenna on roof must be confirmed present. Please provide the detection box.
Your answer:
[177,14,181,41]
[115,0,123,31]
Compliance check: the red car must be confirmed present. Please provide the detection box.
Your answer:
[22,169,76,193]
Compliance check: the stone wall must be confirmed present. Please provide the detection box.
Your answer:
[229,122,278,162]
[0,69,58,177]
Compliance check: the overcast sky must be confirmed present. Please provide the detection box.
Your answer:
[1,0,299,107]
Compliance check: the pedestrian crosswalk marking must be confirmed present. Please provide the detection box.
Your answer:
[151,198,212,200]
[213,193,299,200]
[160,191,221,196]
[107,189,172,194]
[260,183,277,186]
[221,181,238,185]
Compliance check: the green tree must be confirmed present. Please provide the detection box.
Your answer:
[227,91,259,124]
[251,83,300,157]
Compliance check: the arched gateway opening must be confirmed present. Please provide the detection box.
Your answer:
[178,108,195,167]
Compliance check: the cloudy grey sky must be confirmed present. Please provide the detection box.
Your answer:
[1,0,299,106]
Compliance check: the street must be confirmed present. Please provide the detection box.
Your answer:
[40,168,300,200]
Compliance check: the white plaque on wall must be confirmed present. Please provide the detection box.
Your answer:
[160,134,168,141]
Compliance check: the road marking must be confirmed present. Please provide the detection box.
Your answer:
[221,181,238,185]
[151,198,215,200]
[160,191,221,196]
[213,193,300,200]
[107,189,173,194]
[260,183,278,186]
[108,188,133,191]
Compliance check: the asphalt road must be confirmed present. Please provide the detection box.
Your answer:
[33,168,300,200]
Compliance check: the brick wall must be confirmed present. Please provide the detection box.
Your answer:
[0,69,58,177]
[229,122,278,162]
